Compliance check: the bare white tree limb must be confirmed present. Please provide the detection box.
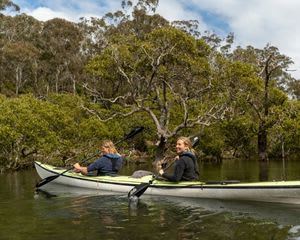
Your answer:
[81,104,140,122]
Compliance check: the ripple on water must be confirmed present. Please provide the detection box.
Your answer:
[288,225,300,240]
[11,186,300,240]
[289,225,300,234]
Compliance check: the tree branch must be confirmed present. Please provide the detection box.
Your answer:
[83,83,131,104]
[81,104,140,122]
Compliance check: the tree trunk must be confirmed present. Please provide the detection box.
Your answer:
[72,75,76,94]
[155,135,167,162]
[152,135,167,172]
[281,136,286,180]
[15,66,20,95]
[55,68,60,93]
[258,122,268,161]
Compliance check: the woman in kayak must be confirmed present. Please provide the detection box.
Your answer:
[158,136,199,182]
[73,140,123,176]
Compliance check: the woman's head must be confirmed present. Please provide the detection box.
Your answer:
[100,140,118,154]
[176,136,192,154]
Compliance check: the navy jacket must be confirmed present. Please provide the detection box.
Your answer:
[87,154,123,176]
[162,151,199,182]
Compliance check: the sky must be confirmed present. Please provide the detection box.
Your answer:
[5,0,300,79]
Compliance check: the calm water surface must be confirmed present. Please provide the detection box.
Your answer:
[1,159,300,240]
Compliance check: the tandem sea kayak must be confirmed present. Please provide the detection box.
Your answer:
[34,161,300,204]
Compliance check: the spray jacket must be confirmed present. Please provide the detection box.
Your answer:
[162,151,199,182]
[87,154,123,176]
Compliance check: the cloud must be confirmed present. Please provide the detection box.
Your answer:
[188,0,300,77]
[156,0,209,32]
[22,7,73,22]
[14,0,123,22]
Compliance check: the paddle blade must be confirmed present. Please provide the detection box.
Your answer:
[35,175,59,188]
[192,136,199,147]
[128,182,150,199]
[124,127,144,140]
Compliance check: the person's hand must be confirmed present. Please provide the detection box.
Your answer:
[159,169,164,175]
[157,158,165,168]
[73,163,81,172]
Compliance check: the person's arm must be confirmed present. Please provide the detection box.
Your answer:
[73,163,88,175]
[159,160,185,182]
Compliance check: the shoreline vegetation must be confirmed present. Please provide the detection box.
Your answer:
[0,93,298,172]
[0,1,299,172]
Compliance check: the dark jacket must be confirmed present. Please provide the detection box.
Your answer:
[162,151,199,182]
[87,153,123,176]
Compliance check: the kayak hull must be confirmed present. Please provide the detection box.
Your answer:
[34,161,300,204]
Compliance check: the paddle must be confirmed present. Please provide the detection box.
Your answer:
[128,136,200,199]
[36,126,144,188]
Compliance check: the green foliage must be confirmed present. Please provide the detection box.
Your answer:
[268,101,300,156]
[0,0,299,167]
[220,117,257,158]
[0,94,125,170]
[199,126,225,160]
[0,94,62,168]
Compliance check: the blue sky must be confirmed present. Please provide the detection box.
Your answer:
[6,0,300,79]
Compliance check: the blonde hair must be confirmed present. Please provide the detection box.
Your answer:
[101,140,119,154]
[177,136,195,154]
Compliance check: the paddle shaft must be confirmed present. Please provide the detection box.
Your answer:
[54,153,98,176]
[36,127,144,188]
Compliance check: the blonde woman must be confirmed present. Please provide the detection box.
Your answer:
[159,137,199,182]
[74,140,123,176]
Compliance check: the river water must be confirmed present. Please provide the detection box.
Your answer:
[1,158,300,240]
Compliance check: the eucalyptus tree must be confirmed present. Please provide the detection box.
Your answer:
[0,14,41,95]
[2,41,39,95]
[288,79,300,100]
[39,18,84,94]
[269,100,300,158]
[84,25,231,161]
[207,54,261,158]
[78,0,165,61]
[81,0,252,161]
[0,0,19,12]
[232,44,293,161]
[118,0,168,39]
[78,17,108,58]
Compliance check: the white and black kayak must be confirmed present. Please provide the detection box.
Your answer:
[34,161,300,204]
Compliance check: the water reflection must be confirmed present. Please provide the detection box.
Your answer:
[35,182,300,227]
[6,189,300,239]
[34,188,57,198]
[259,160,269,181]
[2,161,300,240]
[128,195,140,210]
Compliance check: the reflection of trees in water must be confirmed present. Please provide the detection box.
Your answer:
[31,189,297,239]
[177,211,290,240]
[126,198,292,240]
[259,160,269,181]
